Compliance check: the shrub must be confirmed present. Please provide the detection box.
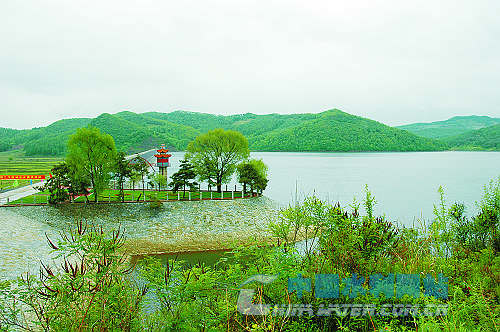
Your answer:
[14,221,147,331]
[448,177,500,254]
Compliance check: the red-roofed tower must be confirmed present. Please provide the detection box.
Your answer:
[154,144,172,178]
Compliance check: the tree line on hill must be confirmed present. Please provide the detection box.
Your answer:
[396,115,500,139]
[41,126,268,204]
[396,115,500,151]
[444,124,500,151]
[1,109,475,156]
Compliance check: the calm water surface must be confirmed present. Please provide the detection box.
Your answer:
[168,151,500,224]
[251,151,500,224]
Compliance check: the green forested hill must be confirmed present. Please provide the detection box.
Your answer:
[0,118,92,155]
[443,124,500,151]
[149,110,442,151]
[0,128,20,152]
[397,115,500,139]
[249,110,443,151]
[89,112,199,153]
[1,109,448,156]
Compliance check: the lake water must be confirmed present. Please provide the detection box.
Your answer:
[167,151,500,225]
[0,151,499,279]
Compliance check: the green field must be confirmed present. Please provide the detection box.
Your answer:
[0,150,62,191]
[6,189,247,205]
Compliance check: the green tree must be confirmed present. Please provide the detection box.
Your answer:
[68,175,91,203]
[236,159,269,195]
[0,141,10,152]
[131,157,149,201]
[253,173,269,195]
[40,161,92,203]
[186,129,249,192]
[249,158,269,194]
[170,159,198,198]
[113,152,132,202]
[152,173,168,191]
[39,163,71,204]
[66,127,117,202]
[130,171,141,191]
[236,162,255,194]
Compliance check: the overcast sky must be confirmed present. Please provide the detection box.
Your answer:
[1,0,499,129]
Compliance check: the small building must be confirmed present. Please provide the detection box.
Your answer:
[154,144,172,178]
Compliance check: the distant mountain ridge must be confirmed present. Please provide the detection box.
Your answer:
[443,124,500,151]
[3,109,492,156]
[397,115,500,139]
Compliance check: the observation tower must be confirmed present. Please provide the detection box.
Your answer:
[154,144,172,178]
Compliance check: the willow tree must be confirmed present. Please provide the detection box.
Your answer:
[186,129,249,193]
[66,126,117,202]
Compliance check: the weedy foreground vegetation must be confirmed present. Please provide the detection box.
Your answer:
[0,178,499,331]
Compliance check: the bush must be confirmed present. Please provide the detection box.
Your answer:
[449,177,500,254]
[11,221,147,331]
[149,197,163,209]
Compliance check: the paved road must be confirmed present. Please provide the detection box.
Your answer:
[125,148,157,163]
[0,149,158,205]
[0,184,40,205]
